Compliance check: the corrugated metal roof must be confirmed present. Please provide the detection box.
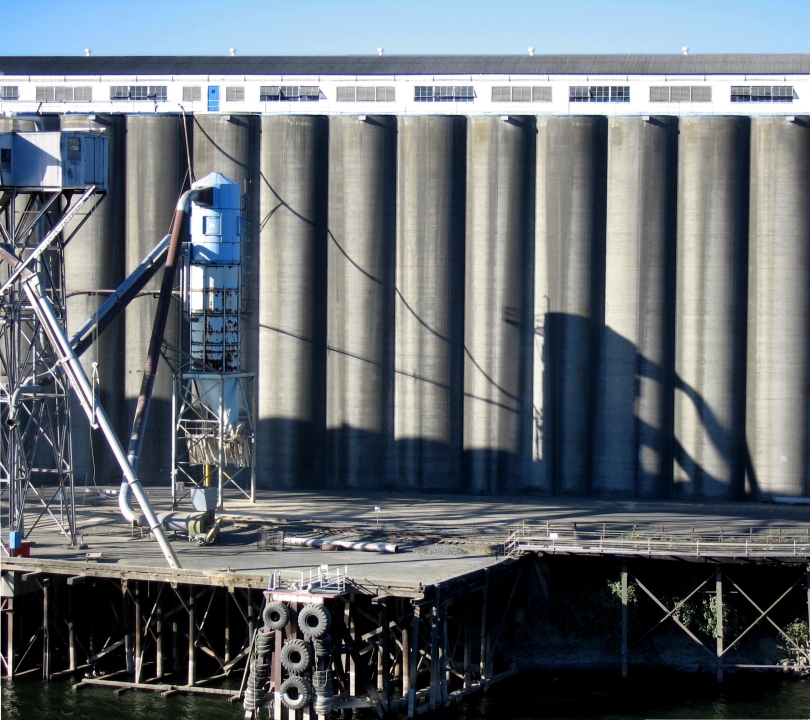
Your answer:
[1,54,809,77]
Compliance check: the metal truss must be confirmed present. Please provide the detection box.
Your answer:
[0,187,101,548]
[168,345,256,509]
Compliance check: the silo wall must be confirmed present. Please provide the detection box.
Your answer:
[326,116,397,489]
[746,116,810,499]
[62,114,126,485]
[258,116,328,489]
[674,117,750,499]
[464,116,535,495]
[534,116,608,494]
[594,116,677,497]
[124,115,190,484]
[395,116,466,492]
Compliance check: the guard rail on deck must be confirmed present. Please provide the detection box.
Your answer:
[505,524,810,560]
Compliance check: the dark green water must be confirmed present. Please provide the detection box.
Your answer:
[3,670,810,719]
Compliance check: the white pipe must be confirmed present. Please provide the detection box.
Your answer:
[282,536,398,554]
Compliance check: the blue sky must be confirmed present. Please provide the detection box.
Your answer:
[3,0,809,56]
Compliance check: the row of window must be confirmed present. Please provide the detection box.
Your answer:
[492,86,552,102]
[337,86,396,102]
[110,85,167,101]
[650,86,712,102]
[415,86,475,102]
[731,86,794,102]
[0,84,799,105]
[36,86,93,102]
[570,86,630,103]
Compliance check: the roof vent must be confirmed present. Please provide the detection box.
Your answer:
[84,48,91,56]
[377,47,384,56]
[682,46,689,55]
[528,47,535,56]
[230,48,236,56]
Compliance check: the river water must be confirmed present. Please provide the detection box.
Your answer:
[2,670,810,719]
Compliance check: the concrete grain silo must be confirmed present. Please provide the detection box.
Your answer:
[258,116,328,489]
[674,117,750,499]
[124,115,189,483]
[534,116,607,494]
[464,115,535,494]
[395,116,466,492]
[326,116,397,489]
[62,114,126,484]
[746,116,810,499]
[594,115,677,497]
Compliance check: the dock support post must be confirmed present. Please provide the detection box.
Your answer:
[123,582,134,676]
[273,623,282,720]
[43,577,51,680]
[407,603,421,719]
[224,591,231,665]
[401,602,410,697]
[463,592,471,690]
[621,564,628,679]
[716,566,723,683]
[345,599,355,697]
[188,587,196,687]
[172,592,180,674]
[68,584,76,672]
[156,590,164,679]
[480,569,489,684]
[135,582,142,682]
[381,598,391,712]
[441,599,449,703]
[6,595,14,678]
[430,587,440,711]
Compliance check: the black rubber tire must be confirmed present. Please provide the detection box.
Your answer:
[280,638,313,674]
[298,604,332,638]
[280,675,312,710]
[256,628,273,654]
[313,634,332,657]
[262,601,289,631]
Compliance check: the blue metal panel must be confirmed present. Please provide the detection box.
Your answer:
[208,86,220,112]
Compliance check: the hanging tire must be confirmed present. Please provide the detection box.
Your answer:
[280,638,313,674]
[298,604,332,638]
[263,601,289,631]
[280,675,312,710]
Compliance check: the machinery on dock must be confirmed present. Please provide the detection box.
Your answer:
[170,172,256,513]
[1,124,253,566]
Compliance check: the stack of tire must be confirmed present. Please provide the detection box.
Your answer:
[298,604,333,716]
[243,601,288,715]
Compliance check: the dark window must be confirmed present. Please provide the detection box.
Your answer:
[415,86,473,102]
[110,85,166,101]
[570,85,629,103]
[0,86,19,101]
[569,86,589,102]
[261,86,320,102]
[729,86,793,102]
[260,86,280,101]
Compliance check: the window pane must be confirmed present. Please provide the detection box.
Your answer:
[592,86,610,102]
[691,86,712,102]
[730,86,751,102]
[772,86,794,102]
[610,86,629,102]
[110,86,128,100]
[36,86,54,102]
[512,87,531,102]
[415,86,433,101]
[670,87,690,102]
[492,87,509,102]
[260,86,280,101]
[336,87,355,102]
[569,86,589,101]
[225,86,245,102]
[532,86,552,102]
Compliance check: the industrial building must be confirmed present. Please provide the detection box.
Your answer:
[2,53,810,503]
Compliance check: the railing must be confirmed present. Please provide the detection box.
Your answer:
[506,524,810,559]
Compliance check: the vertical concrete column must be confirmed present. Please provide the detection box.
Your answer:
[395,116,466,491]
[326,116,397,489]
[464,116,535,494]
[746,116,810,499]
[535,116,608,494]
[595,116,678,497]
[674,117,750,499]
[258,116,328,489]
[62,114,126,484]
[125,115,190,484]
